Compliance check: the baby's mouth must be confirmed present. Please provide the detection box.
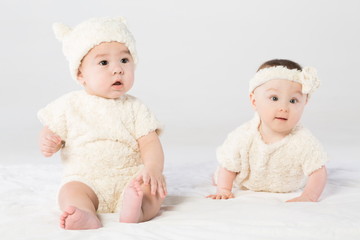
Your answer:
[275,117,288,121]
[112,81,122,86]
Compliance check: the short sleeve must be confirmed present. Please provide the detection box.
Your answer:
[300,130,328,176]
[216,127,245,173]
[132,99,162,139]
[37,94,69,140]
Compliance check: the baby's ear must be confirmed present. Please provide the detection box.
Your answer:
[249,93,257,109]
[53,22,72,42]
[76,70,85,85]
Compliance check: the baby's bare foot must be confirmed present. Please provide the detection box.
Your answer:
[120,179,144,223]
[60,206,102,230]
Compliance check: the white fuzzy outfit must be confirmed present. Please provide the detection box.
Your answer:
[38,91,162,213]
[216,114,327,193]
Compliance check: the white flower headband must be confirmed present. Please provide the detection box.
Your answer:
[249,66,320,95]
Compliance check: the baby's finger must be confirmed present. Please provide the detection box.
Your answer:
[220,194,227,199]
[150,177,158,195]
[226,194,234,199]
[41,138,54,147]
[41,144,55,153]
[157,181,166,198]
[42,142,61,153]
[46,135,61,146]
[55,135,62,142]
[41,151,52,157]
[135,174,142,181]
[46,134,59,142]
[161,176,168,195]
[41,147,54,157]
[132,178,142,191]
[162,180,168,196]
[162,177,167,187]
[142,173,150,185]
[135,175,144,185]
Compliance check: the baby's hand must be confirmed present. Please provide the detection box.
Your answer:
[206,188,234,200]
[136,167,167,199]
[40,126,63,157]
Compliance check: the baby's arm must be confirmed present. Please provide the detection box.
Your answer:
[39,126,63,157]
[287,166,327,202]
[207,166,237,200]
[136,131,167,198]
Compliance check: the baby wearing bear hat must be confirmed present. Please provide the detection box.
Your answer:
[38,17,166,230]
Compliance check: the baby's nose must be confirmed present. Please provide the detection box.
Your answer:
[279,102,289,112]
[112,64,124,75]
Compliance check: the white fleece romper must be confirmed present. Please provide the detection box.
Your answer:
[38,90,162,213]
[217,114,327,193]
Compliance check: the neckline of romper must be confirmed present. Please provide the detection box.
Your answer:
[252,112,301,154]
[79,90,127,104]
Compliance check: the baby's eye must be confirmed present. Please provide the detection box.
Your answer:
[99,60,108,66]
[270,96,278,101]
[121,58,129,64]
[290,99,298,104]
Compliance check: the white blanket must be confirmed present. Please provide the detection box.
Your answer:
[1,145,360,240]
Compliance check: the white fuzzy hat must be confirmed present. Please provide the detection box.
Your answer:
[53,17,137,80]
[249,66,320,95]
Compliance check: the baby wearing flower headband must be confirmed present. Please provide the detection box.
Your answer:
[207,59,327,202]
[38,17,166,229]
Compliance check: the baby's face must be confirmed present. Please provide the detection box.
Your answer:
[251,79,308,137]
[77,42,135,99]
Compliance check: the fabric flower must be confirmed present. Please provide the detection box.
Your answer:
[299,67,320,94]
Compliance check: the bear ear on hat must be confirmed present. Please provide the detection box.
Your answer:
[53,22,72,42]
[117,16,127,25]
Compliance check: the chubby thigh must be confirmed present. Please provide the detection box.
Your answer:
[60,165,143,213]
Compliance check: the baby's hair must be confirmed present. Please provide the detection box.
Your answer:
[257,59,302,72]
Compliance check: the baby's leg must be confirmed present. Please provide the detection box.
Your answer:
[120,179,164,223]
[58,181,102,230]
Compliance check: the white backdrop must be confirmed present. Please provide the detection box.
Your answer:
[0,0,359,163]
